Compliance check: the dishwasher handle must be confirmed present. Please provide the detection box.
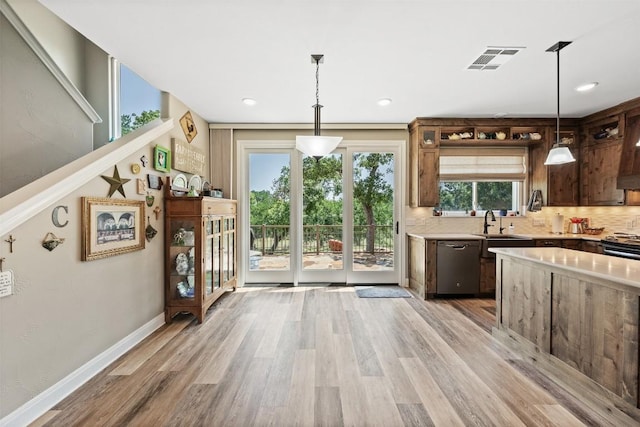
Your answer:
[445,244,469,250]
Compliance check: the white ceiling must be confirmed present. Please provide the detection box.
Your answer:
[39,0,640,125]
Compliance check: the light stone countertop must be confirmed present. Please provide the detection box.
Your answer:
[406,233,485,240]
[490,247,640,288]
[407,232,604,241]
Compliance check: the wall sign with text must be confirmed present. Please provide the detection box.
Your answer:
[172,138,206,176]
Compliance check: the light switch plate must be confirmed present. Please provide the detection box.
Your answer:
[533,218,546,227]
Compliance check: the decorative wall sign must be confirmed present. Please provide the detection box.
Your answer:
[81,197,145,261]
[131,163,141,174]
[154,145,171,173]
[140,155,149,167]
[172,138,206,176]
[179,111,198,143]
[0,269,14,298]
[147,174,163,190]
[136,178,147,195]
[52,205,69,227]
[101,166,130,198]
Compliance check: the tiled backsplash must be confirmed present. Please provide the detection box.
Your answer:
[406,206,640,236]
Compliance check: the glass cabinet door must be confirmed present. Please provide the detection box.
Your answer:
[168,218,197,302]
[229,216,235,279]
[223,218,230,282]
[204,216,214,295]
[213,217,221,290]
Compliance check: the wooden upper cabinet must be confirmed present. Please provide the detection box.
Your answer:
[409,122,439,207]
[580,113,626,205]
[528,124,580,207]
[547,127,580,206]
[617,106,640,190]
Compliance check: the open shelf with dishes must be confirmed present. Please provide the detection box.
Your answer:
[438,125,547,146]
[584,115,623,145]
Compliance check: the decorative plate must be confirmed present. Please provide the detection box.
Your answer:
[189,175,203,191]
[173,173,188,189]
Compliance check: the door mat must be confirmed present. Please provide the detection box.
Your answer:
[355,285,411,298]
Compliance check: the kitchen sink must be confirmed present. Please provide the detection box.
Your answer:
[472,234,535,257]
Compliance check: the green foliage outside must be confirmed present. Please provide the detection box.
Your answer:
[439,181,514,212]
[439,182,473,211]
[250,153,394,253]
[477,182,514,211]
[121,109,160,135]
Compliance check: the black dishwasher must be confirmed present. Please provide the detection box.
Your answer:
[436,240,480,294]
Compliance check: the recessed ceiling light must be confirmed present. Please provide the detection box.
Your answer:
[242,98,257,106]
[575,82,598,92]
[377,98,392,106]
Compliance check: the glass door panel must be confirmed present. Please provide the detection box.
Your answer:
[348,150,398,283]
[168,218,197,301]
[298,153,345,283]
[245,152,293,284]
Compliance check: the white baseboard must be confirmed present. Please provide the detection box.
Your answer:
[0,313,165,427]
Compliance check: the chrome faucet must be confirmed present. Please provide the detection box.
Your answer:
[483,209,496,234]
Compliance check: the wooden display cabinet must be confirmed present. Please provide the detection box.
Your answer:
[164,180,236,323]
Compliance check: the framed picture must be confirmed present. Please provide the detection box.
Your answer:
[179,111,198,143]
[81,197,145,261]
[154,145,171,173]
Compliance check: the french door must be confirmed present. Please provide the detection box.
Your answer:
[239,140,402,285]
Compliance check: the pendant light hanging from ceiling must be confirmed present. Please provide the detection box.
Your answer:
[544,41,576,165]
[295,54,343,160]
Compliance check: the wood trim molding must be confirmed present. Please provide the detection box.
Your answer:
[0,118,174,237]
[0,314,165,427]
[0,0,102,123]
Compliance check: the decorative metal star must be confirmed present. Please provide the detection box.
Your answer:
[101,166,131,198]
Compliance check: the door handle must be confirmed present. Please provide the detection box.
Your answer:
[396,221,399,234]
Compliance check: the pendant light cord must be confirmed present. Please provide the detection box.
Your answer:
[556,48,560,146]
[316,57,320,106]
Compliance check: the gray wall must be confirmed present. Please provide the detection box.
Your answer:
[0,13,94,197]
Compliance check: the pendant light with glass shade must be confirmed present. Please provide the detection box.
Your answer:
[544,41,576,166]
[296,54,343,160]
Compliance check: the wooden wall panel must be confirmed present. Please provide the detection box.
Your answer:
[426,240,437,296]
[552,278,639,406]
[500,260,551,351]
[408,236,426,299]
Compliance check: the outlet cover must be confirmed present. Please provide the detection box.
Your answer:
[533,218,546,226]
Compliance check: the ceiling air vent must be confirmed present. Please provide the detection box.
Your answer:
[467,46,525,70]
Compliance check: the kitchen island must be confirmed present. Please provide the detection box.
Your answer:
[491,247,640,410]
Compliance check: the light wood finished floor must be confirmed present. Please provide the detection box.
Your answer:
[33,286,640,426]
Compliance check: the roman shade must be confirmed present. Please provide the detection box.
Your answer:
[439,147,526,181]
